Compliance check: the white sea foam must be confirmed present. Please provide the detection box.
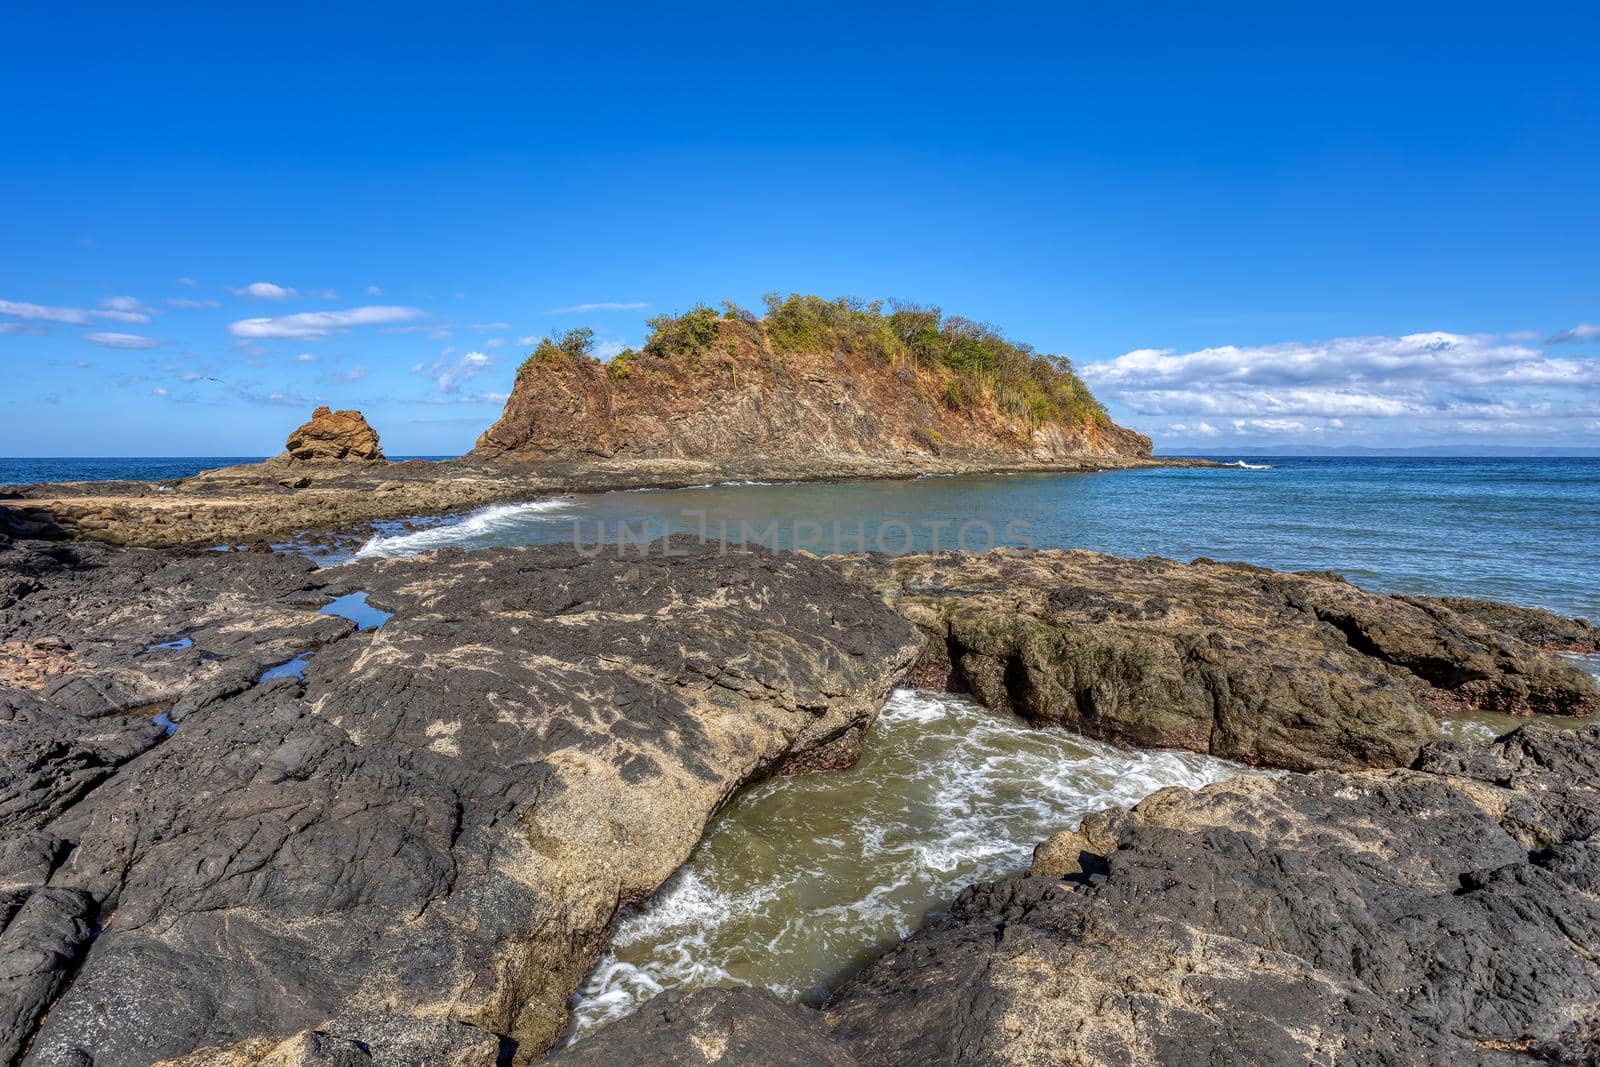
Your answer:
[351,499,571,559]
[566,688,1251,1042]
[1228,459,1275,470]
[1441,719,1500,743]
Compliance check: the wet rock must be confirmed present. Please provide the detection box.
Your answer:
[551,988,857,1067]
[280,406,386,465]
[582,725,1600,1065]
[1428,595,1600,652]
[3,540,919,1065]
[818,724,1600,1065]
[844,550,1599,770]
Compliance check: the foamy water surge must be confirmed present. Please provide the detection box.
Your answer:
[351,499,572,559]
[566,688,1253,1042]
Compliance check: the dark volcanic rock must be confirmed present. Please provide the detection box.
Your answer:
[551,988,857,1067]
[1428,594,1600,652]
[844,550,1600,770]
[820,724,1600,1066]
[572,725,1600,1066]
[1,540,919,1065]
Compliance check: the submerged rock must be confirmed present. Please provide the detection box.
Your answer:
[0,540,919,1065]
[845,550,1600,770]
[560,723,1600,1065]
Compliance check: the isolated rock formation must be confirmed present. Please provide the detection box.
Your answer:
[555,723,1600,1065]
[279,405,385,464]
[845,550,1600,770]
[0,539,920,1064]
[473,316,1152,467]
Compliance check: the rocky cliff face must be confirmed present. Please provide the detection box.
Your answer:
[279,406,385,464]
[473,316,1151,466]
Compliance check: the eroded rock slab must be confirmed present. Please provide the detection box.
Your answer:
[2,540,919,1065]
[844,550,1599,770]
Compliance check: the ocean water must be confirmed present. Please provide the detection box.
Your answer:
[0,457,268,484]
[0,456,453,485]
[353,457,1600,620]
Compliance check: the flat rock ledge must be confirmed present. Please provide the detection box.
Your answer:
[556,721,1600,1066]
[0,537,920,1065]
[844,550,1600,771]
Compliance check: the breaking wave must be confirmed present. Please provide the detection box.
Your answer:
[352,499,572,559]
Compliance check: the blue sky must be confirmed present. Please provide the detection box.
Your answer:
[3,2,1597,456]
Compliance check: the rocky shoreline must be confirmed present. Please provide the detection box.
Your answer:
[0,451,1215,551]
[2,521,1597,1065]
[1,389,1219,550]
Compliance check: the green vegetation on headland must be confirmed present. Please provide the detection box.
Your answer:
[520,293,1109,429]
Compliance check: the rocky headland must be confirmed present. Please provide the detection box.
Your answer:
[1,527,1596,1065]
[0,296,1213,549]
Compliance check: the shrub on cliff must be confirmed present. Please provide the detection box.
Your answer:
[534,294,1109,431]
[520,327,595,372]
[606,347,638,379]
[644,305,720,359]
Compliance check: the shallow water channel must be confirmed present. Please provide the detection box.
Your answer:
[565,688,1254,1041]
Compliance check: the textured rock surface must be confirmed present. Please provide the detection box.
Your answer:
[0,539,920,1065]
[560,724,1600,1066]
[474,318,1153,467]
[1431,595,1600,652]
[280,406,386,464]
[845,550,1599,770]
[552,988,856,1067]
[822,724,1600,1065]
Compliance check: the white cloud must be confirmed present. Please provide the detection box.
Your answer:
[1082,330,1600,446]
[87,331,160,349]
[97,296,153,323]
[0,299,92,324]
[177,277,200,288]
[168,297,222,309]
[551,302,649,314]
[228,281,298,300]
[228,305,424,340]
[295,352,319,362]
[517,335,540,346]
[1552,323,1600,343]
[151,386,169,397]
[595,339,630,359]
[0,322,49,335]
[365,285,383,296]
[483,337,507,349]
[414,349,496,396]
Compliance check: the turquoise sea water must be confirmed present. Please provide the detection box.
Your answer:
[353,457,1600,620]
[5,455,1596,619]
